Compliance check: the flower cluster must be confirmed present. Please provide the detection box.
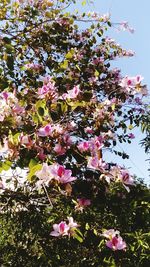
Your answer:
[119,75,148,95]
[61,85,80,100]
[35,163,76,189]
[0,91,24,122]
[101,166,134,191]
[75,198,91,212]
[38,76,58,101]
[0,2,148,259]
[25,62,43,71]
[102,229,126,251]
[50,217,78,237]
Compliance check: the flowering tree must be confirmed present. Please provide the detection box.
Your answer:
[0,0,149,266]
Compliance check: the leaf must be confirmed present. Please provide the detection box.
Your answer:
[38,107,45,116]
[85,223,90,230]
[5,44,14,54]
[58,101,68,114]
[74,233,83,243]
[82,0,86,6]
[35,100,46,110]
[27,164,42,181]
[67,100,86,111]
[65,49,75,59]
[3,37,11,44]
[111,104,116,111]
[73,229,83,243]
[60,60,68,69]
[0,161,12,172]
[29,159,38,170]
[6,55,14,70]
[94,70,99,77]
[93,228,98,236]
[75,64,81,71]
[13,133,20,145]
[128,124,133,130]
[35,100,48,119]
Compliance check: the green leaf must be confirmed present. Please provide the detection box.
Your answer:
[6,55,14,70]
[93,229,98,236]
[65,48,75,59]
[75,64,81,71]
[29,159,38,170]
[82,0,86,6]
[27,164,42,181]
[85,223,90,230]
[0,161,12,172]
[60,60,68,69]
[38,107,45,116]
[3,37,11,44]
[73,233,83,243]
[67,100,86,111]
[5,44,14,54]
[58,101,68,113]
[13,133,20,145]
[94,70,99,77]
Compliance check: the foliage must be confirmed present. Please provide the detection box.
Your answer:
[0,0,149,266]
[0,179,150,266]
[140,111,150,155]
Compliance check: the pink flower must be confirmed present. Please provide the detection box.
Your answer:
[35,163,53,187]
[38,150,47,160]
[50,217,78,237]
[108,166,134,191]
[119,21,134,34]
[49,164,77,184]
[37,76,57,100]
[120,76,136,89]
[68,217,78,235]
[78,198,91,207]
[54,143,66,155]
[136,75,144,83]
[53,124,64,134]
[94,138,104,150]
[36,147,47,160]
[77,141,90,153]
[2,92,9,100]
[84,127,94,134]
[20,134,33,147]
[25,63,42,71]
[50,221,69,237]
[38,85,50,96]
[106,236,126,251]
[123,49,135,57]
[63,133,73,146]
[119,75,145,95]
[87,156,107,171]
[120,169,134,186]
[128,133,135,139]
[38,124,52,137]
[102,229,126,251]
[12,104,25,114]
[75,198,91,211]
[102,229,120,239]
[62,85,80,99]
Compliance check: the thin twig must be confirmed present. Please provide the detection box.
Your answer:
[42,183,53,208]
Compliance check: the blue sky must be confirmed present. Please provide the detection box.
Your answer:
[73,0,150,183]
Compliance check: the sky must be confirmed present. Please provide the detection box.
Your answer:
[73,0,150,183]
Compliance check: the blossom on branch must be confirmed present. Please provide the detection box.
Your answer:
[50,217,78,237]
[102,229,126,251]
